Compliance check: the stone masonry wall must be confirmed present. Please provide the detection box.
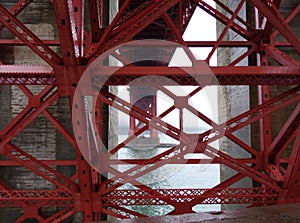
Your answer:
[217,0,252,211]
[0,1,75,222]
[10,24,57,190]
[0,0,119,222]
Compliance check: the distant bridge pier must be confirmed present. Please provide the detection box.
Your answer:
[128,86,160,149]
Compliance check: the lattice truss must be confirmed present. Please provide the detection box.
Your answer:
[0,0,299,222]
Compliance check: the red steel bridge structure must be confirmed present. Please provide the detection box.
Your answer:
[0,0,299,222]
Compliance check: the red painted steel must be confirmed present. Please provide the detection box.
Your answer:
[0,190,73,208]
[0,0,299,222]
[87,0,103,43]
[90,66,300,85]
[102,187,278,206]
[250,0,300,55]
[0,39,61,46]
[1,65,299,85]
[53,0,80,65]
[129,87,158,138]
[0,5,62,66]
[0,0,33,33]
[194,0,253,40]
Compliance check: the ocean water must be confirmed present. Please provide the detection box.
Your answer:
[115,132,221,216]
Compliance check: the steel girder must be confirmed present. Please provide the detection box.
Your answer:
[0,0,299,222]
[0,65,299,85]
[0,5,61,66]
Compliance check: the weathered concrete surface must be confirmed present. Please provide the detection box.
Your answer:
[217,0,251,211]
[99,203,300,223]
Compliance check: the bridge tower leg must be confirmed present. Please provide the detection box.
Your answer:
[128,86,160,149]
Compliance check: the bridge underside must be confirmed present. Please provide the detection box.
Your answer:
[0,0,299,222]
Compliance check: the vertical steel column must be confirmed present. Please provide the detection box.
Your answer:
[255,7,272,171]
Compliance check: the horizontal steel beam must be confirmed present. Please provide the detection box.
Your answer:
[0,65,55,85]
[103,187,278,206]
[0,65,299,85]
[0,65,54,74]
[92,66,300,86]
[95,66,299,76]
[0,39,60,46]
[186,41,293,47]
[0,39,293,48]
[186,41,254,47]
[0,160,77,166]
[0,190,73,208]
[0,187,277,209]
